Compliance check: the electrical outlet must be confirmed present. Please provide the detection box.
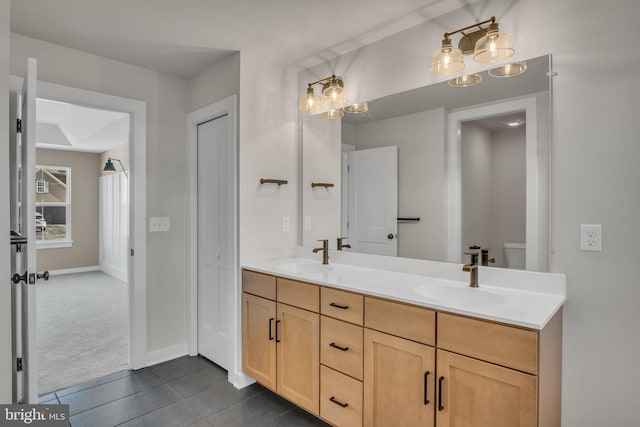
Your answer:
[580,224,602,251]
[282,216,290,232]
[304,215,312,231]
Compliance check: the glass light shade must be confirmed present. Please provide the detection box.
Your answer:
[344,102,369,113]
[299,87,322,112]
[321,77,347,107]
[323,108,344,119]
[473,24,514,63]
[429,37,465,75]
[488,61,527,77]
[448,73,482,87]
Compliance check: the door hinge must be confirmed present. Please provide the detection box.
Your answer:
[130,248,134,256]
[17,357,22,372]
[16,119,22,133]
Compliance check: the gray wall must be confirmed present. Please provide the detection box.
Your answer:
[36,149,100,271]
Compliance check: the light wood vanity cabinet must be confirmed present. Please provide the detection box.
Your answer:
[241,270,320,416]
[242,269,562,427]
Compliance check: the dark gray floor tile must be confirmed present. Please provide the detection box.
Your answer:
[206,390,294,427]
[69,384,180,427]
[186,382,263,418]
[188,420,213,427]
[56,369,135,397]
[270,407,330,427]
[117,399,203,427]
[166,365,227,399]
[149,356,213,382]
[62,369,162,415]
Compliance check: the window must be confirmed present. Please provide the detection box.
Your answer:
[35,165,72,248]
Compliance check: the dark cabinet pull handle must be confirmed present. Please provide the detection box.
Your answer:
[330,342,349,352]
[438,376,445,411]
[329,302,349,310]
[424,371,430,405]
[268,318,274,340]
[275,320,281,343]
[329,396,349,408]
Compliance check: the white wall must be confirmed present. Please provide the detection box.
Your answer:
[188,53,240,113]
[238,52,298,264]
[99,173,129,281]
[298,0,640,424]
[302,115,341,248]
[10,33,189,355]
[352,108,446,260]
[0,0,11,404]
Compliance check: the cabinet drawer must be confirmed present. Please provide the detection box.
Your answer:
[277,277,319,312]
[321,365,363,427]
[438,312,538,374]
[321,316,363,380]
[242,270,276,300]
[364,297,435,345]
[321,287,364,325]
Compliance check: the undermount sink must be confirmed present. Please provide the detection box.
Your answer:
[414,284,506,306]
[277,262,331,274]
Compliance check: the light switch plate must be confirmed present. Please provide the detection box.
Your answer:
[304,216,312,231]
[580,224,601,251]
[150,217,170,232]
[282,216,290,232]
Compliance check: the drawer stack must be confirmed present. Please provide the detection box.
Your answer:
[319,287,364,427]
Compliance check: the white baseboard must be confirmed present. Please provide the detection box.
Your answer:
[48,265,100,276]
[100,262,128,282]
[231,371,256,389]
[146,343,188,367]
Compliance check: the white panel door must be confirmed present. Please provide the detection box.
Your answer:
[347,146,398,256]
[10,58,40,403]
[197,114,232,369]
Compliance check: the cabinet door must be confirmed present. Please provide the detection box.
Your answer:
[436,349,537,427]
[277,303,320,415]
[364,329,435,427]
[242,293,276,390]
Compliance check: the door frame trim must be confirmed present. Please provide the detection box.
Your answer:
[10,76,148,370]
[446,95,539,270]
[186,95,247,387]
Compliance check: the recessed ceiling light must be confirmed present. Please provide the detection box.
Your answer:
[506,120,524,127]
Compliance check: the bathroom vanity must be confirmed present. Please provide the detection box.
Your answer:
[241,253,565,427]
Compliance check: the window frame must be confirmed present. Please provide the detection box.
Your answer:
[35,164,73,249]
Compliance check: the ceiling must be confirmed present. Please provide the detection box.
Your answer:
[10,0,474,78]
[36,99,129,153]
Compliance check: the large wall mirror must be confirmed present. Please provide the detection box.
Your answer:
[302,54,551,272]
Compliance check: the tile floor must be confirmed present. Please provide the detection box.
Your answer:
[38,355,330,427]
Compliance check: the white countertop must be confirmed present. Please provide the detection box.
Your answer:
[242,249,566,330]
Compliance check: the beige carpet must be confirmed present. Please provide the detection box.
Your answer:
[37,271,128,395]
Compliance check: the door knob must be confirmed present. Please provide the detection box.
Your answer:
[37,271,49,281]
[387,233,395,240]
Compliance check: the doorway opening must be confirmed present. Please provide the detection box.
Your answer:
[35,98,131,396]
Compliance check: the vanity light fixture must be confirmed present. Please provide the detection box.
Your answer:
[344,102,369,113]
[323,108,344,119]
[488,61,527,78]
[429,16,515,75]
[448,73,482,87]
[299,74,348,112]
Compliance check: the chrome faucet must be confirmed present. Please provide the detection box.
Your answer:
[462,251,479,288]
[337,237,351,251]
[312,239,329,265]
